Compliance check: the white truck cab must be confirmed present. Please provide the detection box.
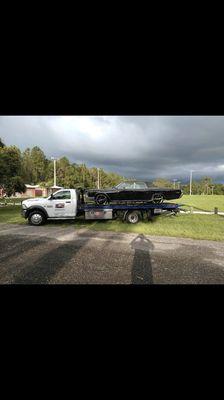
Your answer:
[21,189,79,225]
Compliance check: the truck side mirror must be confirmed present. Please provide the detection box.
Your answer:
[50,193,54,200]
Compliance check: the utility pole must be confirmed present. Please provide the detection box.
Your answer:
[97,168,100,189]
[54,159,56,187]
[173,179,178,189]
[190,170,193,196]
[82,164,85,186]
[51,157,57,187]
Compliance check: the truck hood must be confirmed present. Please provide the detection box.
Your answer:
[22,197,47,206]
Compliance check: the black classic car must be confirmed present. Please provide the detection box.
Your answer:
[85,181,183,205]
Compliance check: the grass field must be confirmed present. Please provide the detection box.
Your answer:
[171,195,224,212]
[0,204,224,241]
[0,206,24,224]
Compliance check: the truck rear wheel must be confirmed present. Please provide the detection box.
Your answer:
[28,211,46,226]
[126,211,141,224]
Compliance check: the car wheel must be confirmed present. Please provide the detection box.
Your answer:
[95,193,108,205]
[126,211,141,224]
[152,193,164,204]
[28,211,46,226]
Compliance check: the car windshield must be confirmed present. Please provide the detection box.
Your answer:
[115,183,133,189]
[115,182,147,190]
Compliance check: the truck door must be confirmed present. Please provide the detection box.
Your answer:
[47,190,75,217]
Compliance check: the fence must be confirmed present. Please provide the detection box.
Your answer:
[0,200,22,206]
[179,206,224,215]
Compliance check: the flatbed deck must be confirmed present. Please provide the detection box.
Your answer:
[79,202,181,211]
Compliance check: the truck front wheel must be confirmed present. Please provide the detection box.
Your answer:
[28,211,46,226]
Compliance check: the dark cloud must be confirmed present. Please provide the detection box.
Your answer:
[1,116,224,182]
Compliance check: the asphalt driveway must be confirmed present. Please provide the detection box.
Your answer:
[0,223,224,284]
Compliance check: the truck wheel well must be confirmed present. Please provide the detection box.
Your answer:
[26,207,48,219]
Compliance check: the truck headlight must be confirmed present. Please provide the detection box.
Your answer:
[22,204,27,209]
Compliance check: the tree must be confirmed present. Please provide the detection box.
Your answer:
[3,177,26,197]
[0,145,22,182]
[45,157,73,187]
[152,178,173,188]
[0,145,26,196]
[1,141,129,195]
[198,176,213,195]
[182,182,198,195]
[213,184,224,195]
[0,138,5,148]
[30,146,48,183]
[21,148,35,184]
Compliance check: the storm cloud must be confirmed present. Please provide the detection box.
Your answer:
[1,115,224,182]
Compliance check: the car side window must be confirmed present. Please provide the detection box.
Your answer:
[123,183,132,189]
[117,183,127,189]
[134,183,147,189]
[116,182,146,190]
[52,191,71,200]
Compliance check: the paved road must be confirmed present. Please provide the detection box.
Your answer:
[0,223,224,284]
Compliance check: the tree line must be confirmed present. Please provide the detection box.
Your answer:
[0,139,123,196]
[152,178,224,195]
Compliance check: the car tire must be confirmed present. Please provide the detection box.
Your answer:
[152,193,164,204]
[95,193,109,205]
[28,211,46,226]
[126,211,141,224]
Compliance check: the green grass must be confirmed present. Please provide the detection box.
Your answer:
[1,203,224,241]
[73,214,224,241]
[0,205,26,224]
[171,195,224,212]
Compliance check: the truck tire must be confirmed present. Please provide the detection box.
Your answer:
[126,211,141,224]
[95,193,108,205]
[28,210,46,226]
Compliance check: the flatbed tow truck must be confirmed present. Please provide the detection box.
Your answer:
[21,188,181,226]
